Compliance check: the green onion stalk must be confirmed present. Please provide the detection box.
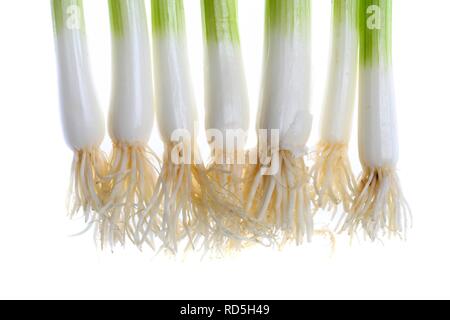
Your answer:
[51,0,108,241]
[102,0,159,248]
[244,0,313,245]
[342,0,411,240]
[312,0,358,213]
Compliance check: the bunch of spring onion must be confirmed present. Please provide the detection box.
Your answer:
[342,0,410,239]
[51,0,108,228]
[102,0,159,248]
[311,0,358,212]
[201,0,260,248]
[148,0,261,253]
[245,0,313,245]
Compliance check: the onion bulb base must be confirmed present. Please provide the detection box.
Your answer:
[341,167,411,240]
[136,144,271,255]
[141,146,205,254]
[99,143,159,249]
[207,149,246,202]
[244,150,313,246]
[68,148,108,220]
[311,141,356,212]
[204,153,272,254]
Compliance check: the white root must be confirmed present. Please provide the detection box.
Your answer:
[311,142,356,212]
[341,167,411,240]
[68,148,108,220]
[207,149,246,202]
[133,143,206,253]
[244,151,313,245]
[206,162,246,252]
[202,166,272,253]
[100,142,159,249]
[135,144,271,255]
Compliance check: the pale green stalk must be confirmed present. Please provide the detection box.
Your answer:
[359,0,392,67]
[332,0,358,31]
[265,0,311,36]
[201,0,240,44]
[108,0,125,37]
[151,0,185,36]
[51,0,85,34]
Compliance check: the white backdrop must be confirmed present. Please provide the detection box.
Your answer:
[0,0,448,299]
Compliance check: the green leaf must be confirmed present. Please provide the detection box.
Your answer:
[151,0,185,36]
[108,0,125,37]
[359,0,393,66]
[51,0,85,34]
[333,0,358,29]
[201,0,240,44]
[265,0,311,36]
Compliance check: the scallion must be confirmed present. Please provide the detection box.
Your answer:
[103,0,159,247]
[51,0,108,225]
[342,0,410,239]
[245,0,313,244]
[312,0,358,212]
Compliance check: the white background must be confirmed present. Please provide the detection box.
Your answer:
[0,0,448,300]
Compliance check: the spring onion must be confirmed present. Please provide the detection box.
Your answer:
[201,0,259,246]
[245,0,313,244]
[150,0,201,252]
[102,0,158,247]
[342,0,410,239]
[51,0,107,222]
[201,0,249,189]
[311,0,358,212]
